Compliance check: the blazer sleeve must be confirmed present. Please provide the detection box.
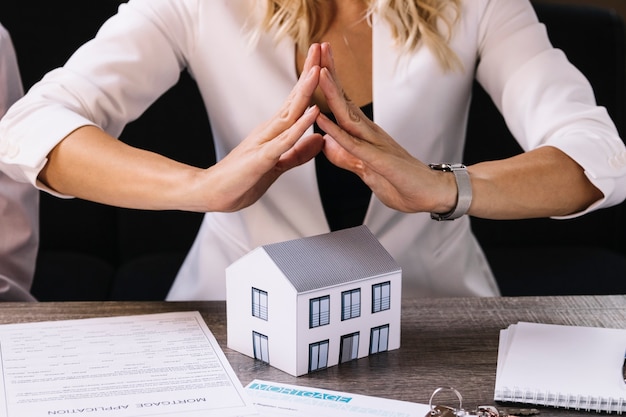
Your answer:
[0,22,38,301]
[474,0,626,215]
[0,0,199,195]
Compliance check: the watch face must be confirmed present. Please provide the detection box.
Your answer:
[428,163,452,171]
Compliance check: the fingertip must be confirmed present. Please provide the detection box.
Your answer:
[305,104,319,115]
[318,67,330,84]
[307,43,320,58]
[315,111,330,123]
[300,65,320,93]
[320,43,335,69]
[321,133,340,158]
[315,112,338,137]
[320,67,337,84]
[303,44,321,74]
[316,69,339,101]
[307,65,321,79]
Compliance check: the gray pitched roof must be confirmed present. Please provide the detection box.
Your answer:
[262,225,401,293]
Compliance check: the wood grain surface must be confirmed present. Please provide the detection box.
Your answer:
[1,295,625,415]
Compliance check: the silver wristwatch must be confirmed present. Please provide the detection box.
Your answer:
[428,163,472,221]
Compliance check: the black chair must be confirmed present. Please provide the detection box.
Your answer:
[464,2,626,295]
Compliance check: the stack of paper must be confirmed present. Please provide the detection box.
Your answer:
[495,321,626,413]
[0,312,259,417]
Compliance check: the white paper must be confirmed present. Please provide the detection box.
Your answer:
[495,321,626,412]
[245,379,429,417]
[0,311,259,417]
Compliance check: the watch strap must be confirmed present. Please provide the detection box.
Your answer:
[428,163,472,221]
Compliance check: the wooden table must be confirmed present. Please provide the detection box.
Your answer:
[1,295,625,416]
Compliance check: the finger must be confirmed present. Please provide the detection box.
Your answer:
[323,134,416,213]
[209,108,321,210]
[281,62,320,120]
[318,67,369,135]
[316,113,376,178]
[277,133,325,172]
[318,69,413,159]
[323,133,404,208]
[239,130,324,207]
[322,132,364,173]
[251,44,321,143]
[302,43,322,77]
[320,42,339,82]
[256,63,320,142]
[316,111,406,176]
[260,104,321,163]
[319,46,348,107]
[280,43,321,116]
[320,42,353,111]
[316,111,368,157]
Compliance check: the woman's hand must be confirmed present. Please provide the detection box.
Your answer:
[315,43,457,214]
[201,44,324,212]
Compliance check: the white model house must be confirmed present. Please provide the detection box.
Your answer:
[226,225,402,376]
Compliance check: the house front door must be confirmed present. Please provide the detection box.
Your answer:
[339,332,360,363]
[309,340,329,372]
[370,324,390,354]
[252,331,269,363]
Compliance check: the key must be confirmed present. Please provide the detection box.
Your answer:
[468,406,540,417]
[427,387,466,417]
[427,405,464,417]
[471,406,500,417]
[498,408,540,417]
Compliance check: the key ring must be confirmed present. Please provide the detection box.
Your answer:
[426,386,540,417]
[428,387,464,416]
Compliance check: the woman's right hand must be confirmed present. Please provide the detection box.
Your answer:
[199,43,324,212]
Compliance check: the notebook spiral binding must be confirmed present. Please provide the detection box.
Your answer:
[495,388,625,414]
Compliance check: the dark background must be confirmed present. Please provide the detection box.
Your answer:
[1,1,626,299]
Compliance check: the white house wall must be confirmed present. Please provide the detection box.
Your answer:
[226,248,299,375]
[295,272,402,376]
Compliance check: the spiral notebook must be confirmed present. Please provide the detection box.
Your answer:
[494,321,626,413]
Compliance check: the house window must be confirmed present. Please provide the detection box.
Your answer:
[252,331,269,363]
[341,288,361,321]
[252,288,268,320]
[372,281,391,313]
[339,332,360,363]
[309,340,329,372]
[309,295,330,328]
[370,324,390,354]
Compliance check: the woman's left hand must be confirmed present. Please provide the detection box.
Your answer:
[315,43,458,215]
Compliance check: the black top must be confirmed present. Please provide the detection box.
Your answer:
[314,103,373,231]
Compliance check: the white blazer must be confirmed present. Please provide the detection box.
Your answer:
[1,0,625,300]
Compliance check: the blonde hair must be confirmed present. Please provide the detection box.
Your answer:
[259,0,462,71]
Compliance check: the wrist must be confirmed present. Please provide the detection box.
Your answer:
[428,163,472,221]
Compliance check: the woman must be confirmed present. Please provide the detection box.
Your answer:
[0,0,624,300]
